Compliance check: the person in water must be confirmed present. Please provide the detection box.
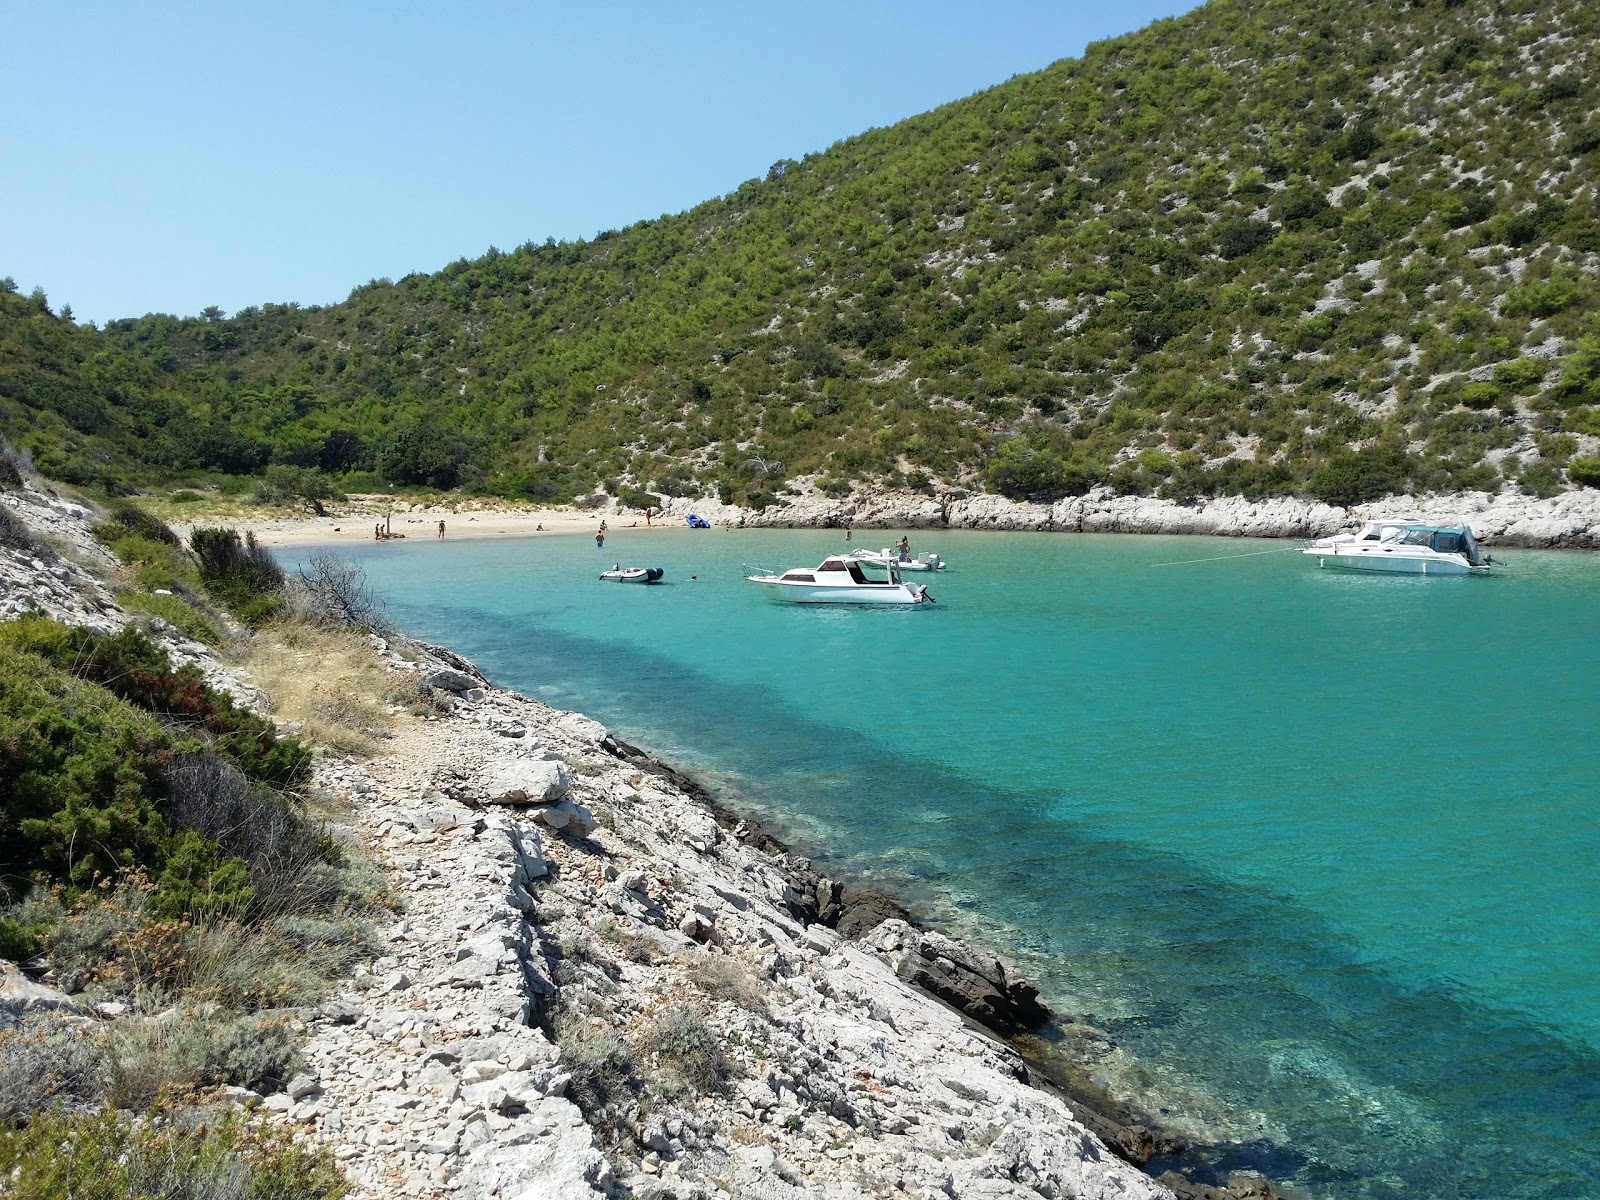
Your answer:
[596,527,605,548]
[844,527,852,542]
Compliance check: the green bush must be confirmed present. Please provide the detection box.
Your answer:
[0,649,174,894]
[189,528,286,625]
[0,1108,345,1200]
[0,617,310,789]
[1216,218,1274,260]
[1307,449,1408,507]
[1567,457,1600,488]
[986,439,1101,502]
[101,500,179,546]
[617,487,661,511]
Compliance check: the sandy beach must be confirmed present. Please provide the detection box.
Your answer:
[181,498,684,548]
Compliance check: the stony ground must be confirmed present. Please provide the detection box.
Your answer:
[284,651,1175,1200]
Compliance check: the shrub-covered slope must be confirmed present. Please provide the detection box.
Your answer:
[3,0,1599,507]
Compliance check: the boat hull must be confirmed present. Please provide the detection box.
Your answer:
[1303,547,1475,575]
[599,567,665,583]
[750,579,926,604]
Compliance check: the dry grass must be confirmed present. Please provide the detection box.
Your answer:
[237,615,393,755]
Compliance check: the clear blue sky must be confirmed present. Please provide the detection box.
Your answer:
[3,1,1194,325]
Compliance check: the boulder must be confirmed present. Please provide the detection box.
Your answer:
[531,798,596,837]
[0,962,85,1019]
[873,921,1050,1037]
[481,760,572,806]
[427,667,477,693]
[554,712,609,745]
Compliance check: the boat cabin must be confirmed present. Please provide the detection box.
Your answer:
[1358,521,1485,564]
[814,557,895,585]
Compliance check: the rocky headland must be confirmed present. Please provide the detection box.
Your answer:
[1,478,1288,1199]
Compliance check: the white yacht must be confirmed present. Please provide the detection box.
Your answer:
[853,548,947,572]
[1303,519,1492,575]
[746,553,934,604]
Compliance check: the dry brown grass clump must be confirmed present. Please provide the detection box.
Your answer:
[236,615,393,755]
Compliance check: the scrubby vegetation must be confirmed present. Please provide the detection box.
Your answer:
[1,616,379,1199]
[189,528,288,626]
[3,0,1598,507]
[0,1109,345,1200]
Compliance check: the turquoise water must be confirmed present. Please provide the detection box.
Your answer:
[302,529,1600,1198]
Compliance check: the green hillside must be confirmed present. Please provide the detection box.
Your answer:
[4,0,1600,508]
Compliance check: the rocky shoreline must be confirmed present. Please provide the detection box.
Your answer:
[203,482,1600,555]
[0,479,1288,1198]
[650,484,1600,550]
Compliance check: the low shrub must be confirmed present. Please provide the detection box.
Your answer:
[0,1108,346,1200]
[117,590,223,647]
[0,505,44,555]
[0,438,25,489]
[189,527,286,625]
[1567,457,1600,488]
[294,551,390,632]
[644,1004,731,1093]
[101,500,180,546]
[0,1015,109,1118]
[104,1012,303,1107]
[554,1021,634,1114]
[688,954,769,1016]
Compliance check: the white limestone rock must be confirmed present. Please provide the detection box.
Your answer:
[481,759,572,806]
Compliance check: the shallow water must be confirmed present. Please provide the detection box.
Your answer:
[302,528,1600,1198]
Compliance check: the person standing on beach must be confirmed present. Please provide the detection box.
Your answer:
[645,507,652,527]
[437,519,446,540]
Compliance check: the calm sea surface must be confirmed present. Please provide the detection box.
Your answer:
[298,527,1600,1198]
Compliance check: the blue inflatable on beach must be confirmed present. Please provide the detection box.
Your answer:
[685,514,710,528]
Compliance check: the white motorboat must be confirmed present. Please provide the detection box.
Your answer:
[746,553,934,604]
[1303,519,1492,575]
[853,548,947,572]
[599,565,665,584]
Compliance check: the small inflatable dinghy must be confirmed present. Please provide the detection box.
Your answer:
[599,565,665,584]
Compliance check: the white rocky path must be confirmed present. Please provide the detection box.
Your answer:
[286,647,1173,1200]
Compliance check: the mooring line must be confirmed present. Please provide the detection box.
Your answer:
[1150,546,1301,567]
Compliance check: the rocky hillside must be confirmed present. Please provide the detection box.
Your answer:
[3,0,1599,510]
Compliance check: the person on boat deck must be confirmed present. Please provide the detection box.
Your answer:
[897,535,911,561]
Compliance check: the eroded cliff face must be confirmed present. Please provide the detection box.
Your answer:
[645,484,1600,547]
